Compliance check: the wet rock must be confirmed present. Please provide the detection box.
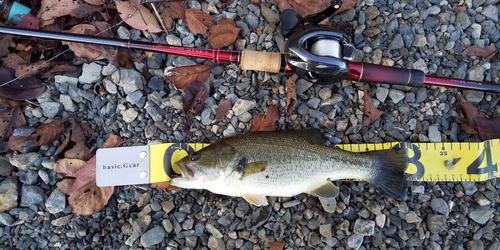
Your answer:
[468,208,495,224]
[112,68,145,94]
[9,153,40,171]
[79,62,102,84]
[40,102,62,118]
[0,176,18,212]
[45,188,66,214]
[20,185,46,207]
[232,99,256,116]
[140,225,165,248]
[427,214,447,233]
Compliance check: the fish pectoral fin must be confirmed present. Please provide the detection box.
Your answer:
[309,182,339,198]
[242,194,268,206]
[242,161,267,177]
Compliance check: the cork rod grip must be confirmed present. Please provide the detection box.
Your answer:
[240,50,283,73]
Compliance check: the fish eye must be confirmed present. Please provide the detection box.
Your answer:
[190,152,200,161]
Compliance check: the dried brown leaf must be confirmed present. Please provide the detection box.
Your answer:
[28,119,67,147]
[101,134,123,148]
[185,9,214,35]
[164,64,212,89]
[83,0,105,5]
[57,178,75,195]
[41,65,78,79]
[182,79,211,114]
[475,117,500,140]
[455,119,478,135]
[0,67,46,100]
[116,49,135,69]
[269,241,286,250]
[57,120,92,161]
[285,76,297,115]
[63,24,105,60]
[461,43,498,61]
[115,0,163,33]
[458,95,487,129]
[67,134,121,216]
[362,89,383,126]
[0,98,26,141]
[37,0,97,26]
[215,99,232,122]
[54,158,87,177]
[68,156,114,216]
[0,135,29,153]
[161,1,187,30]
[207,19,241,48]
[250,105,279,132]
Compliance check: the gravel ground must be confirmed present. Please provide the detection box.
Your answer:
[1,0,500,249]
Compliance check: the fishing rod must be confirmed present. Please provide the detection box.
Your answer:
[0,1,499,93]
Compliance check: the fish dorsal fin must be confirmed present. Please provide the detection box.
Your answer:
[242,194,268,206]
[292,129,326,145]
[242,161,267,176]
[309,182,339,198]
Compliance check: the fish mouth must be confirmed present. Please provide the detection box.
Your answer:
[176,161,196,179]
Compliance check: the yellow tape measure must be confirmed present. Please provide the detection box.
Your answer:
[149,139,500,183]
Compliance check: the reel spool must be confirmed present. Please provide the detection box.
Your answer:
[284,25,356,84]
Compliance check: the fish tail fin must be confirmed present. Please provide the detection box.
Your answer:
[368,146,409,199]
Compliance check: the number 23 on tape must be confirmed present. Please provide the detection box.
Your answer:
[150,139,500,183]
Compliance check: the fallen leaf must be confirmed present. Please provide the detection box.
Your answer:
[185,9,214,35]
[207,19,241,48]
[116,49,135,69]
[115,0,163,33]
[269,241,286,250]
[455,119,478,135]
[0,36,14,57]
[28,119,68,147]
[164,64,213,89]
[0,135,30,153]
[0,67,46,100]
[161,0,187,30]
[57,178,75,195]
[83,0,105,5]
[362,89,383,126]
[285,76,297,115]
[0,98,26,141]
[101,134,123,148]
[458,95,487,129]
[215,99,232,122]
[66,134,121,215]
[41,65,78,79]
[57,120,93,161]
[62,24,106,60]
[37,0,97,26]
[250,105,279,132]
[475,117,500,140]
[461,43,498,61]
[182,79,211,114]
[54,158,87,177]
[68,155,114,216]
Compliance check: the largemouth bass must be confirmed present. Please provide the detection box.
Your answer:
[170,129,408,209]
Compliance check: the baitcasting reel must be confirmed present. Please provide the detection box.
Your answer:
[281,0,356,84]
